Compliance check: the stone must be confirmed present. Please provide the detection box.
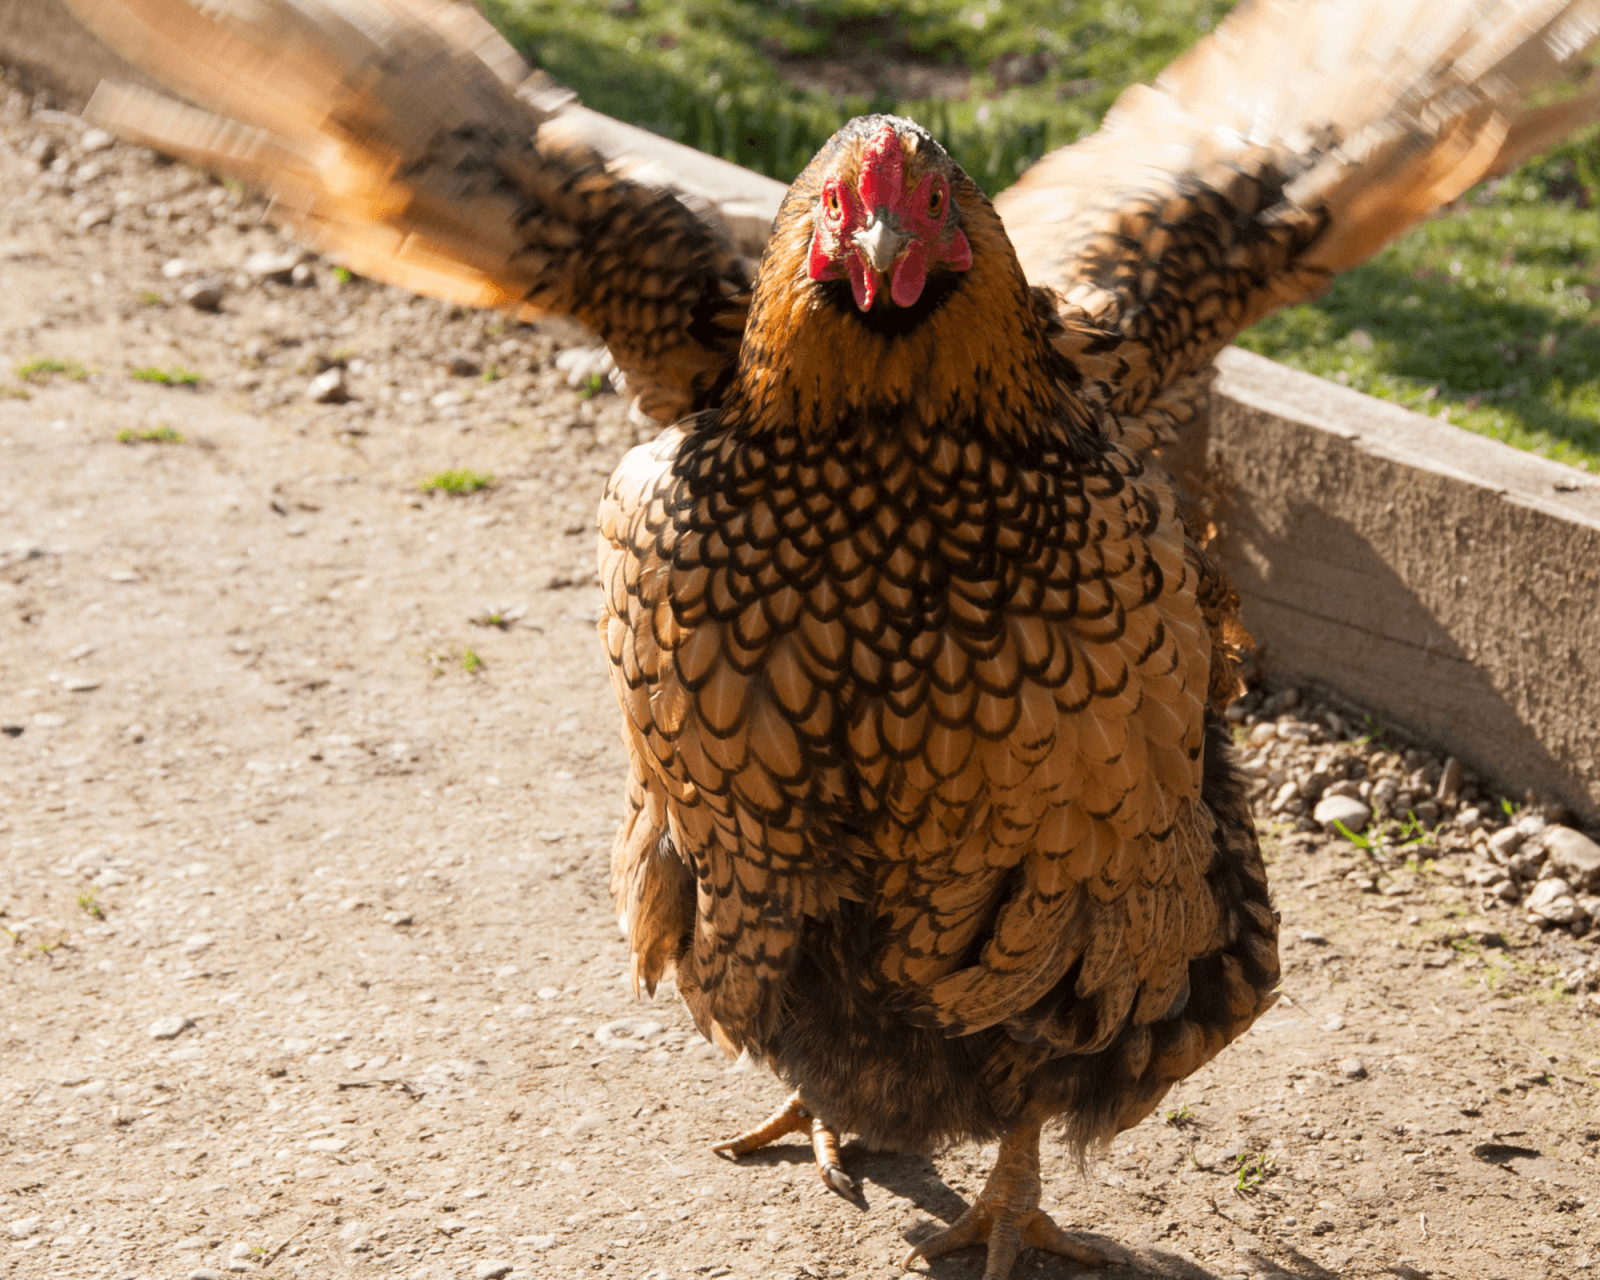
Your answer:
[1322,1015,1345,1031]
[429,388,465,409]
[149,1015,192,1040]
[554,344,613,389]
[1487,827,1526,862]
[307,368,348,404]
[446,354,481,377]
[1247,722,1277,746]
[1337,1058,1367,1079]
[61,677,98,692]
[1525,878,1585,926]
[74,206,112,233]
[31,712,65,728]
[180,280,224,312]
[308,1136,349,1153]
[187,1271,223,1280]
[8,1216,41,1239]
[476,1264,514,1280]
[243,249,305,282]
[161,257,191,278]
[1314,794,1371,834]
[1543,827,1600,893]
[1436,757,1462,804]
[1455,806,1483,829]
[80,127,116,153]
[1269,781,1300,814]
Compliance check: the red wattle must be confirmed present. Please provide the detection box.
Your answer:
[849,256,877,311]
[891,241,927,307]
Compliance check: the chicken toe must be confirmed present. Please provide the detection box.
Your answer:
[905,1121,1107,1280]
[711,1090,858,1199]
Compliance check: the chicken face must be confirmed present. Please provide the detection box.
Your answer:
[806,120,973,311]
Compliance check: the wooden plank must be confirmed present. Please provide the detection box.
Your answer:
[1210,347,1600,822]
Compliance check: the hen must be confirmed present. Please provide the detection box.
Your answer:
[60,0,1600,1275]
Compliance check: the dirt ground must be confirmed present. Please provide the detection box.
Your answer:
[1,90,1598,1280]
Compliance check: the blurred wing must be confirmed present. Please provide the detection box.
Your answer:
[63,0,756,422]
[998,0,1600,416]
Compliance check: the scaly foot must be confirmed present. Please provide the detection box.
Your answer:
[904,1121,1108,1280]
[711,1090,858,1199]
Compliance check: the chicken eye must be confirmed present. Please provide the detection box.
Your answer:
[929,184,944,216]
[823,185,843,220]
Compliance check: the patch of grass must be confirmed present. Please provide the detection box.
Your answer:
[137,290,163,306]
[1163,1103,1196,1129]
[131,366,202,387]
[116,424,185,444]
[333,267,354,285]
[2,385,30,400]
[461,648,483,674]
[420,469,495,494]
[577,372,606,400]
[1239,199,1600,471]
[77,889,104,919]
[1332,820,1379,854]
[486,0,1231,195]
[1232,1152,1275,1195]
[17,357,87,383]
[482,364,502,383]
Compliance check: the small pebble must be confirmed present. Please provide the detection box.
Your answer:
[148,1015,192,1040]
[1544,826,1600,893]
[475,1263,514,1280]
[243,249,304,282]
[1337,1058,1367,1079]
[1314,794,1370,833]
[8,1216,41,1240]
[306,367,348,404]
[1525,877,1585,926]
[307,1137,349,1153]
[80,127,115,153]
[179,279,224,312]
[61,677,98,692]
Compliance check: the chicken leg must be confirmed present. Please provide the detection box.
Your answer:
[712,1090,858,1199]
[905,1120,1107,1280]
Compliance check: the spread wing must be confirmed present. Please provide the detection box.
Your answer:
[998,0,1600,418]
[62,0,757,422]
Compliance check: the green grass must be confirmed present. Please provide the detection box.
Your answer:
[131,366,202,387]
[421,469,495,493]
[1239,197,1600,471]
[16,357,87,383]
[116,424,185,444]
[481,0,1600,471]
[486,0,1229,194]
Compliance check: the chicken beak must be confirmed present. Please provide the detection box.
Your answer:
[854,213,910,274]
